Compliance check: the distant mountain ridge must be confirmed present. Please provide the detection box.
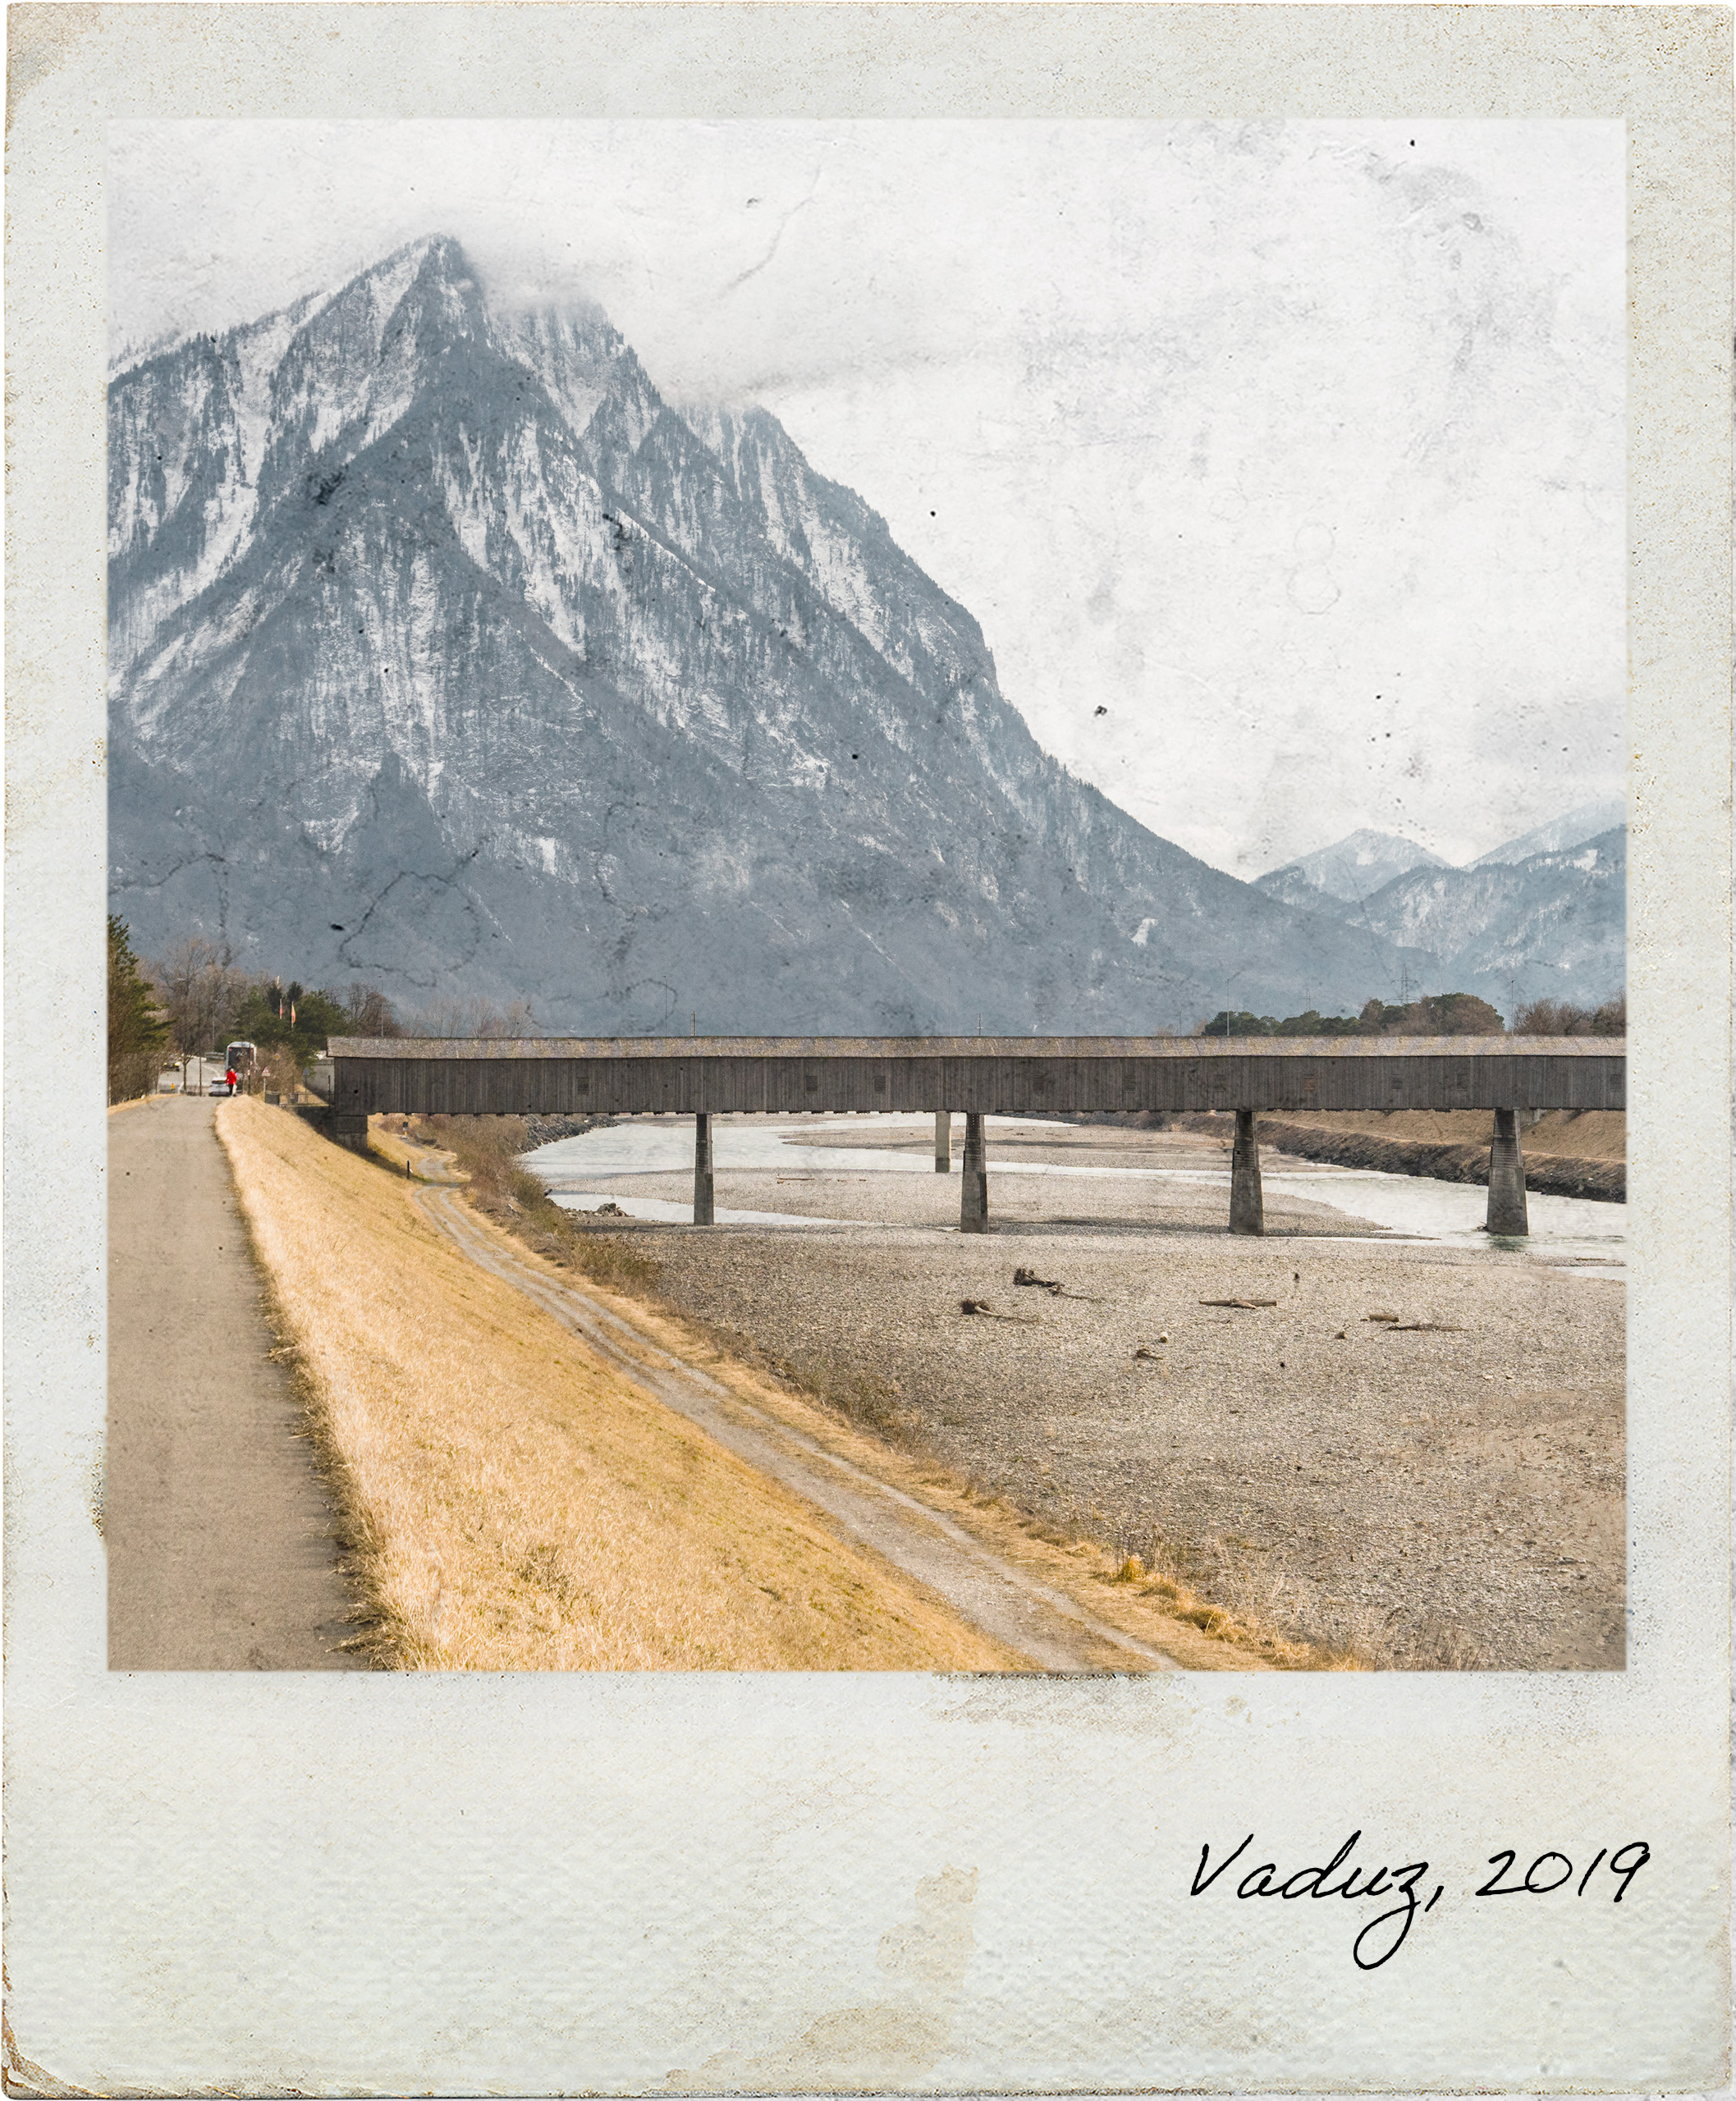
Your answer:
[1255,830,1450,912]
[1468,797,1627,870]
[109,234,1455,1034]
[1256,810,1625,1011]
[1353,827,1625,1009]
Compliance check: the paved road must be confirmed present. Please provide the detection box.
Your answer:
[107,1096,364,1669]
[413,1179,1179,1672]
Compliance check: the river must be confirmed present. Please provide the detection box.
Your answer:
[524,1115,1624,1272]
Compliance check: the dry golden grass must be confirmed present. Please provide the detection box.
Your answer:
[369,1115,1337,1669]
[414,1200,1321,1673]
[376,1111,666,1293]
[636,1352,1328,1673]
[216,1099,1026,1671]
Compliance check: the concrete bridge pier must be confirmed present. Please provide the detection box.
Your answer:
[961,1113,988,1234]
[1230,1108,1265,1235]
[328,1110,370,1154]
[1486,1108,1529,1237]
[694,1112,715,1225]
[934,1110,952,1173]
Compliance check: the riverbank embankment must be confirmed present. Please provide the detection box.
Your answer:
[1179,1110,1625,1202]
[215,1097,1033,1670]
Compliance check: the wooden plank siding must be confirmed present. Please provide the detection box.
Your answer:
[327,1037,1625,1120]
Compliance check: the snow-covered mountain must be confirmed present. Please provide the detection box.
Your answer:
[1356,829,1625,1010]
[1255,830,1450,913]
[1469,797,1626,869]
[1256,809,1626,1012]
[108,235,1441,1033]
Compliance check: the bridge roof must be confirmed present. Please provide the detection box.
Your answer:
[328,1033,1622,1060]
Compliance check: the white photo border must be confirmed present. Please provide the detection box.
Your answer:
[4,7,1729,2092]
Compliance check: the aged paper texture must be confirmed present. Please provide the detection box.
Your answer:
[5,5,1730,2092]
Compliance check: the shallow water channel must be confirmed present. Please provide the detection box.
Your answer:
[524,1115,1625,1272]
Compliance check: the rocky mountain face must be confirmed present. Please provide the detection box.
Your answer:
[109,235,1439,1034]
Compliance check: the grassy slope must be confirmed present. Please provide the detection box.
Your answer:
[216,1098,1026,1671]
[378,1116,1319,1671]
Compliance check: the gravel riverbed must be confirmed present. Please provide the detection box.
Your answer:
[534,1119,1624,1668]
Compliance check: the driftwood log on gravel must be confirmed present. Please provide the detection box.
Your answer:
[960,1299,1041,1324]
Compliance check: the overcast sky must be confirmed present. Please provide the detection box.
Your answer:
[111,119,1624,877]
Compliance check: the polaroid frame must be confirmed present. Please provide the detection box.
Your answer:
[5,6,1729,2090]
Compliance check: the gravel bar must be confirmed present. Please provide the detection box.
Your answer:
[593,1122,1623,1669]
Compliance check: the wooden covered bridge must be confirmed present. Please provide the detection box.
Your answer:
[320,1034,1625,1239]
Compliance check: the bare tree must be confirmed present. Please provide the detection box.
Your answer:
[150,936,251,1067]
[342,981,403,1037]
[403,995,537,1039]
[1512,994,1625,1037]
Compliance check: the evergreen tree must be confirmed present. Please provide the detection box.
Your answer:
[108,916,167,1103]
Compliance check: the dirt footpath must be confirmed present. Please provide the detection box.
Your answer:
[107,1096,364,1669]
[412,1179,1184,1671]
